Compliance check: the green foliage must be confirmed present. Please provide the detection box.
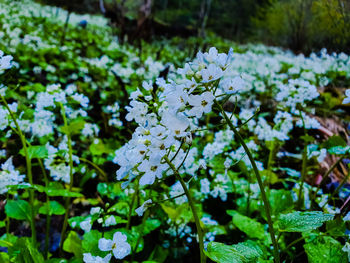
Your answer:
[205,241,263,263]
[8,237,45,263]
[19,145,48,159]
[63,231,83,258]
[38,201,65,215]
[227,210,266,240]
[304,235,348,263]
[5,200,31,221]
[278,211,334,232]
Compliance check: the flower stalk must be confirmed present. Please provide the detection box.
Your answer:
[164,155,206,263]
[1,95,37,246]
[59,103,75,254]
[214,98,280,263]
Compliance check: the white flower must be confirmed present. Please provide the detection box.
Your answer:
[98,232,131,260]
[80,217,92,232]
[138,154,168,186]
[200,64,223,82]
[343,89,350,104]
[49,163,70,183]
[83,253,112,263]
[221,76,245,94]
[0,51,13,70]
[0,157,25,194]
[161,111,190,137]
[187,92,215,118]
[104,215,117,227]
[90,207,102,215]
[135,199,152,216]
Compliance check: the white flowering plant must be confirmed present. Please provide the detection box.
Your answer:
[1,1,350,263]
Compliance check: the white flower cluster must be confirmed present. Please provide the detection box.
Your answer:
[0,157,26,194]
[114,48,243,187]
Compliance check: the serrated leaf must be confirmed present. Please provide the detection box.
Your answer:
[227,210,266,240]
[205,241,263,263]
[5,200,31,221]
[278,211,334,232]
[304,235,347,263]
[39,201,65,215]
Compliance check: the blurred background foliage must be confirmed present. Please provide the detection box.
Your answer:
[37,0,350,53]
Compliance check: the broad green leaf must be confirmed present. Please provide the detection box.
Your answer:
[205,241,263,263]
[89,139,112,156]
[82,230,102,255]
[63,231,82,258]
[304,235,347,263]
[278,211,334,232]
[227,210,265,240]
[60,119,85,135]
[323,135,347,149]
[5,200,31,221]
[0,252,9,262]
[133,219,161,236]
[8,237,45,263]
[19,145,48,159]
[0,233,17,247]
[326,217,346,237]
[266,189,293,217]
[147,245,169,263]
[38,201,65,215]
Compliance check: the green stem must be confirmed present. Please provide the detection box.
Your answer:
[130,209,150,263]
[164,156,206,263]
[297,139,308,210]
[1,95,36,246]
[79,157,108,182]
[5,193,10,237]
[37,159,51,259]
[126,180,139,230]
[297,110,308,210]
[59,104,74,254]
[266,141,277,189]
[214,99,280,263]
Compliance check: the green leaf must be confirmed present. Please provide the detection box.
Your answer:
[8,237,45,263]
[19,145,48,159]
[278,211,334,232]
[60,119,85,135]
[227,211,265,240]
[304,235,347,263]
[82,230,102,256]
[323,135,347,149]
[147,245,169,263]
[89,139,112,156]
[5,200,31,221]
[0,252,9,262]
[266,189,294,216]
[205,241,263,263]
[326,217,346,237]
[133,219,161,236]
[63,231,82,258]
[38,201,65,215]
